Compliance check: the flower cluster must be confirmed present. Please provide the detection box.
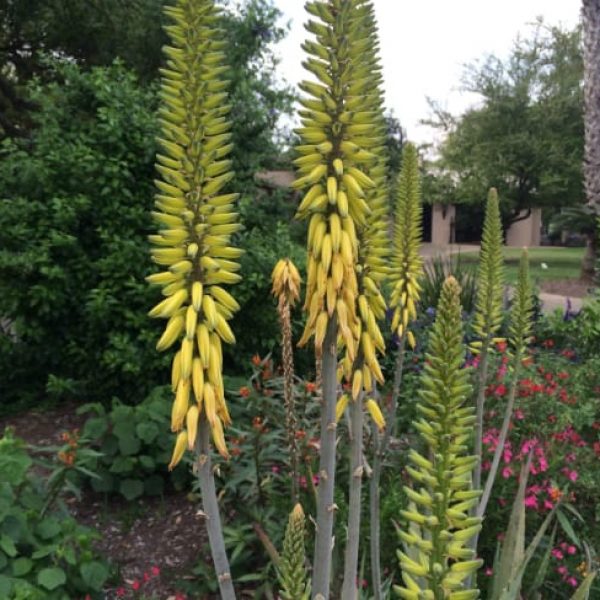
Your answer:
[58,429,80,467]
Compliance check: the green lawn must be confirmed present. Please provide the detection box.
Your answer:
[460,246,585,283]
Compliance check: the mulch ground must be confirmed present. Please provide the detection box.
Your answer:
[0,404,209,599]
[540,278,594,298]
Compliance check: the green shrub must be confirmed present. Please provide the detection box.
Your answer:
[0,431,109,599]
[0,60,162,413]
[78,387,191,499]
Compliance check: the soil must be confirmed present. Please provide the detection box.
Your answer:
[0,404,208,599]
[540,278,594,299]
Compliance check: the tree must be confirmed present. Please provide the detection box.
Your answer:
[428,21,584,227]
[0,0,295,411]
[582,0,600,276]
[0,0,294,148]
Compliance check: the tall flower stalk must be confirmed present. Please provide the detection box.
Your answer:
[471,189,504,491]
[371,142,423,599]
[147,1,241,597]
[293,1,387,596]
[340,2,390,597]
[395,277,482,600]
[272,258,302,504]
[477,250,533,519]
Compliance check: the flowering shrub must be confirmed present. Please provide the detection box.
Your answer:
[478,342,600,595]
[0,431,109,599]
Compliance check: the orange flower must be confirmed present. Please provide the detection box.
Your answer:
[239,386,251,398]
[305,382,317,393]
[251,354,262,367]
[549,487,562,502]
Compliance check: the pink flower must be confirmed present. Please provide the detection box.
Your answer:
[524,495,538,509]
[116,588,126,598]
[485,567,493,576]
[567,577,578,587]
[543,500,554,510]
[151,566,160,577]
[557,566,568,575]
[538,457,549,472]
[131,580,141,591]
[567,545,577,555]
[552,548,564,560]
[514,409,524,420]
[502,466,513,479]
[271,465,280,474]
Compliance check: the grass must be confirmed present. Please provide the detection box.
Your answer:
[459,246,585,284]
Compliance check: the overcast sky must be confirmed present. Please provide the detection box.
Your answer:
[273,0,581,145]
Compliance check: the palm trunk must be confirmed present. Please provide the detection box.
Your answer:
[583,0,600,215]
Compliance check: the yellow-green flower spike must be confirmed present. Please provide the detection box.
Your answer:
[471,188,504,351]
[339,1,390,417]
[294,0,385,367]
[148,0,242,468]
[278,504,311,600]
[390,143,424,346]
[394,277,482,600]
[508,249,533,356]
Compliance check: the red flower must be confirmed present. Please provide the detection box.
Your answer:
[151,565,160,577]
[116,588,126,598]
[131,580,141,591]
[251,354,262,366]
[305,381,317,393]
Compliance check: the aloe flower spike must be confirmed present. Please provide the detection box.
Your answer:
[395,277,482,600]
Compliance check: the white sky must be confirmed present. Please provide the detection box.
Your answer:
[273,0,581,145]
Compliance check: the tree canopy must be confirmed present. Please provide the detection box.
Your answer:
[427,21,584,224]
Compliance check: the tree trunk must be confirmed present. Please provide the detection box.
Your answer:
[583,0,600,214]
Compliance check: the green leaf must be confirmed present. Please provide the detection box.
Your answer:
[557,509,581,548]
[80,561,109,591]
[37,567,66,590]
[117,434,141,457]
[83,417,108,440]
[109,456,135,474]
[136,422,158,444]
[12,557,33,576]
[0,535,16,557]
[119,479,144,500]
[0,574,12,597]
[31,545,56,559]
[0,551,7,570]
[0,450,32,486]
[570,571,597,600]
[36,518,61,540]
[139,455,155,470]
